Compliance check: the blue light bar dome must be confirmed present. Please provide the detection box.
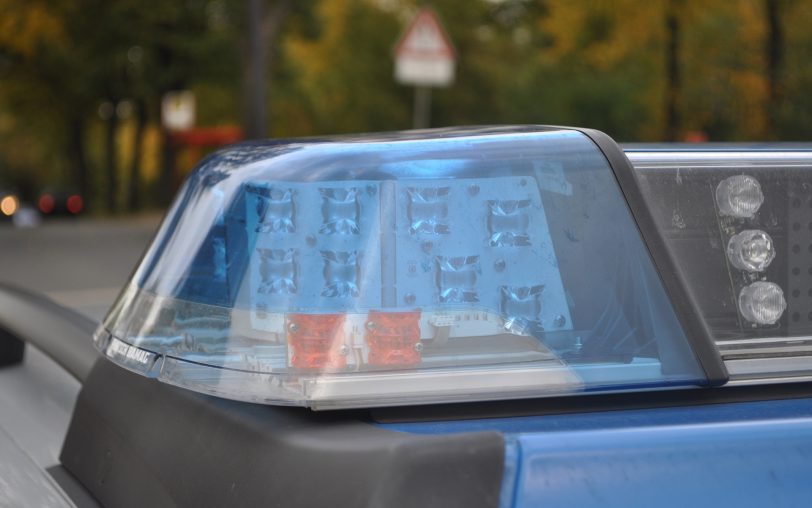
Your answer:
[95,126,706,409]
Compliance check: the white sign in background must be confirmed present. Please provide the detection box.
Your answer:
[395,9,456,87]
[161,90,196,131]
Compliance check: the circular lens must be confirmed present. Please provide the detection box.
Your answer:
[0,195,18,216]
[739,281,786,325]
[716,175,763,218]
[727,230,775,272]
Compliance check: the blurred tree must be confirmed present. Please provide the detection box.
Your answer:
[429,0,537,127]
[243,0,292,139]
[664,0,682,141]
[765,0,783,138]
[525,0,663,140]
[279,0,409,134]
[680,2,764,140]
[278,0,549,133]
[0,0,241,211]
[127,98,147,211]
[780,0,812,139]
[102,0,240,208]
[4,0,812,208]
[0,0,83,195]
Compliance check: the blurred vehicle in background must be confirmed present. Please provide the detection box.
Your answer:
[37,188,85,217]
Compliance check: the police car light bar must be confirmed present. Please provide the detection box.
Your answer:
[628,147,812,384]
[96,127,721,409]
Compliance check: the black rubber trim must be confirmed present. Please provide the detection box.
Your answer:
[47,465,102,508]
[0,326,24,367]
[571,127,728,385]
[61,360,505,508]
[0,283,97,382]
[372,381,812,423]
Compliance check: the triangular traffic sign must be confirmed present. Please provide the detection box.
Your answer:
[394,8,456,87]
[395,7,456,60]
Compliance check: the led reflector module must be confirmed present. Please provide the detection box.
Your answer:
[716,174,764,218]
[96,127,705,409]
[727,230,775,273]
[739,281,787,326]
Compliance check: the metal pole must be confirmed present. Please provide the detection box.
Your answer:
[246,0,267,139]
[413,86,431,129]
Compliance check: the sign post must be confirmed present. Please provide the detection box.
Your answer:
[394,8,456,129]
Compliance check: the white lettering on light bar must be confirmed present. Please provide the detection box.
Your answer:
[109,337,152,366]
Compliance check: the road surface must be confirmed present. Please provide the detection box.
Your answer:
[0,216,162,321]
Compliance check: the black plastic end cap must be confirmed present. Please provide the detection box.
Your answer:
[60,360,505,508]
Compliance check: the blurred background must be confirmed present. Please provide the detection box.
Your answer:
[0,0,810,319]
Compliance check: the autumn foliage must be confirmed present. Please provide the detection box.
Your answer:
[0,0,807,212]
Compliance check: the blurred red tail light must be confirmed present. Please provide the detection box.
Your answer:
[38,194,55,214]
[66,194,84,214]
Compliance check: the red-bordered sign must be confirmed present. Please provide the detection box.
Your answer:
[394,8,456,87]
[394,7,456,60]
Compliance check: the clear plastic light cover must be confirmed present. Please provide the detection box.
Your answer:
[628,148,812,383]
[96,128,706,409]
[727,230,775,272]
[739,281,786,325]
[716,175,764,218]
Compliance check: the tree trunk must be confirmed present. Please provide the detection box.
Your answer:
[664,0,681,141]
[67,113,89,202]
[243,0,292,139]
[156,42,182,207]
[159,129,175,207]
[765,0,783,138]
[104,106,119,213]
[127,99,147,211]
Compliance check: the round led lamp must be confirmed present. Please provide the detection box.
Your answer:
[716,175,764,218]
[739,281,787,325]
[727,230,775,272]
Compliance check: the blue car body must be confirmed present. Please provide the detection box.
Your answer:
[384,396,812,507]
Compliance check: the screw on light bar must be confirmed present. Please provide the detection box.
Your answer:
[95,127,708,409]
